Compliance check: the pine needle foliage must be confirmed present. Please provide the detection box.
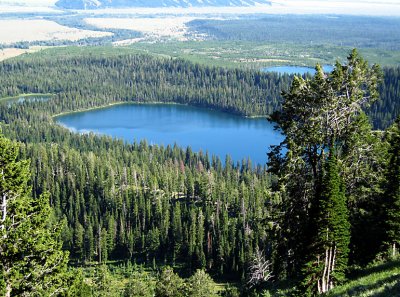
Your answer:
[0,134,69,296]
[383,117,400,258]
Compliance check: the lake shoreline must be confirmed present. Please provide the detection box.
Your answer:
[1,94,270,125]
[52,100,270,120]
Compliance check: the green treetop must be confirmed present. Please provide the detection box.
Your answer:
[268,49,382,280]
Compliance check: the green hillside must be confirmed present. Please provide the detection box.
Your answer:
[328,260,400,297]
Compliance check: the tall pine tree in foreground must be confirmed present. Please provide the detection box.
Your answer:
[0,133,69,296]
[383,117,400,258]
[268,49,382,282]
[303,148,350,295]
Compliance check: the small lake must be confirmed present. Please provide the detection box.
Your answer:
[0,94,52,106]
[56,103,283,165]
[261,65,334,75]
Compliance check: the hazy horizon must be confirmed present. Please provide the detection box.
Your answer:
[0,0,400,16]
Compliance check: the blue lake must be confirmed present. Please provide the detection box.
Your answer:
[261,65,334,75]
[56,103,283,165]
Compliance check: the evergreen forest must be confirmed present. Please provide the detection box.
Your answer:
[0,47,399,296]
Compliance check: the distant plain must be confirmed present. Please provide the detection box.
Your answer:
[0,0,399,69]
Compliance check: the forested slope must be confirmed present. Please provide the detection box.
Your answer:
[370,66,400,129]
[0,48,399,296]
[0,47,398,129]
[0,48,283,278]
[1,100,275,279]
[0,48,287,117]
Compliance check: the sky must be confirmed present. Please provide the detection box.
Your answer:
[0,0,399,5]
[0,0,400,16]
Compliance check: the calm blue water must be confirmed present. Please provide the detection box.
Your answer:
[56,103,283,165]
[261,65,334,75]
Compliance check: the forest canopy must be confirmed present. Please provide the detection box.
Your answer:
[0,47,399,296]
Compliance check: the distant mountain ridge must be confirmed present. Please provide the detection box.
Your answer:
[55,0,271,9]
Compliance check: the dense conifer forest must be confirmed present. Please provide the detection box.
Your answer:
[0,47,398,129]
[0,47,399,296]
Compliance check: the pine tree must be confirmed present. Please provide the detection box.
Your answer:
[74,221,84,262]
[155,267,185,297]
[187,269,219,297]
[383,117,400,258]
[303,148,350,295]
[94,264,113,297]
[124,271,155,297]
[0,134,69,296]
[269,49,382,279]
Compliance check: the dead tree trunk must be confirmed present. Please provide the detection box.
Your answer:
[318,245,337,294]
